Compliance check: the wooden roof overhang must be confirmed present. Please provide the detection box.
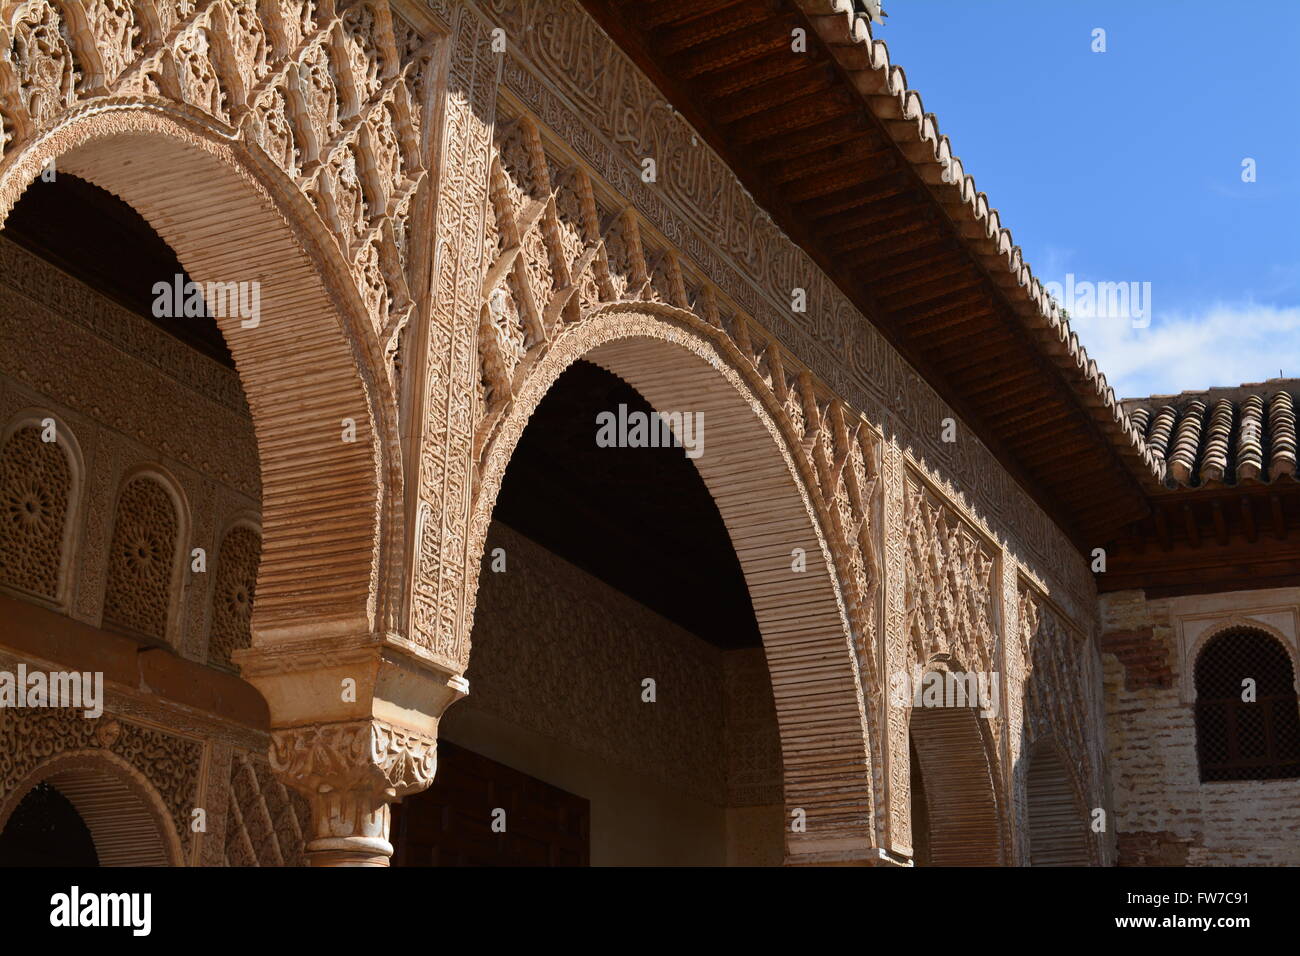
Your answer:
[1103,385,1300,597]
[1102,481,1300,597]
[580,0,1163,552]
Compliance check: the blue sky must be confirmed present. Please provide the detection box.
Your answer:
[875,1,1300,398]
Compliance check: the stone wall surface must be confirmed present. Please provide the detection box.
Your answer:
[449,522,784,811]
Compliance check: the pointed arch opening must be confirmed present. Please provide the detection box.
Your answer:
[424,305,875,865]
[0,108,396,643]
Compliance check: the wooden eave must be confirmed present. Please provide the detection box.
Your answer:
[581,0,1160,553]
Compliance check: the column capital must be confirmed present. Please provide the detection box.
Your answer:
[269,718,443,866]
[269,717,440,802]
[234,639,468,865]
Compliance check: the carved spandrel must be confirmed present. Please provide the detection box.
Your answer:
[0,0,434,382]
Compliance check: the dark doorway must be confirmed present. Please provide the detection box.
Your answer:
[0,781,99,867]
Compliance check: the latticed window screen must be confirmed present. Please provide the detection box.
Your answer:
[1194,629,1300,782]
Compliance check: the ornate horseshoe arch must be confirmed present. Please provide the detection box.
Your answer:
[0,0,442,642]
[464,301,881,861]
[1,105,395,640]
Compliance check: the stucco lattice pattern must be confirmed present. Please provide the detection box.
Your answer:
[0,0,433,352]
[222,751,309,866]
[474,106,883,690]
[103,477,176,641]
[0,426,69,599]
[903,476,997,677]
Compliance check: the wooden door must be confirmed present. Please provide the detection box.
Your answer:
[392,741,590,866]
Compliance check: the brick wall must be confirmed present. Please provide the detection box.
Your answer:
[1100,588,1300,865]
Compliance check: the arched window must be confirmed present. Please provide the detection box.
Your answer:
[1194,628,1300,782]
[0,424,73,602]
[102,475,180,643]
[908,686,1005,866]
[0,754,180,866]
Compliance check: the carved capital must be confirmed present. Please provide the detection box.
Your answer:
[270,718,439,799]
[269,718,442,867]
[239,637,468,866]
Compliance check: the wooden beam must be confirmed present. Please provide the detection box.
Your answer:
[788,162,904,207]
[1154,505,1172,551]
[1212,500,1228,546]
[750,113,871,166]
[829,210,932,255]
[1241,496,1258,543]
[763,136,892,188]
[638,0,743,30]
[725,88,857,146]
[880,271,984,312]
[1183,503,1201,549]
[813,191,922,239]
[698,46,810,98]
[668,17,797,80]
[652,0,775,55]
[710,62,837,123]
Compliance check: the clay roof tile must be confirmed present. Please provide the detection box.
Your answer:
[1121,380,1300,489]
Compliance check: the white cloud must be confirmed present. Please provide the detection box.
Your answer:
[1070,301,1300,399]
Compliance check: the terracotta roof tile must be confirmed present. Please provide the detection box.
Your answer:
[1122,380,1300,488]
[1200,399,1233,484]
[1271,390,1297,480]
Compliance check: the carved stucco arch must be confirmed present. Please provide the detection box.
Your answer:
[905,655,1008,865]
[0,105,403,643]
[0,749,184,866]
[1185,616,1300,703]
[466,302,878,861]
